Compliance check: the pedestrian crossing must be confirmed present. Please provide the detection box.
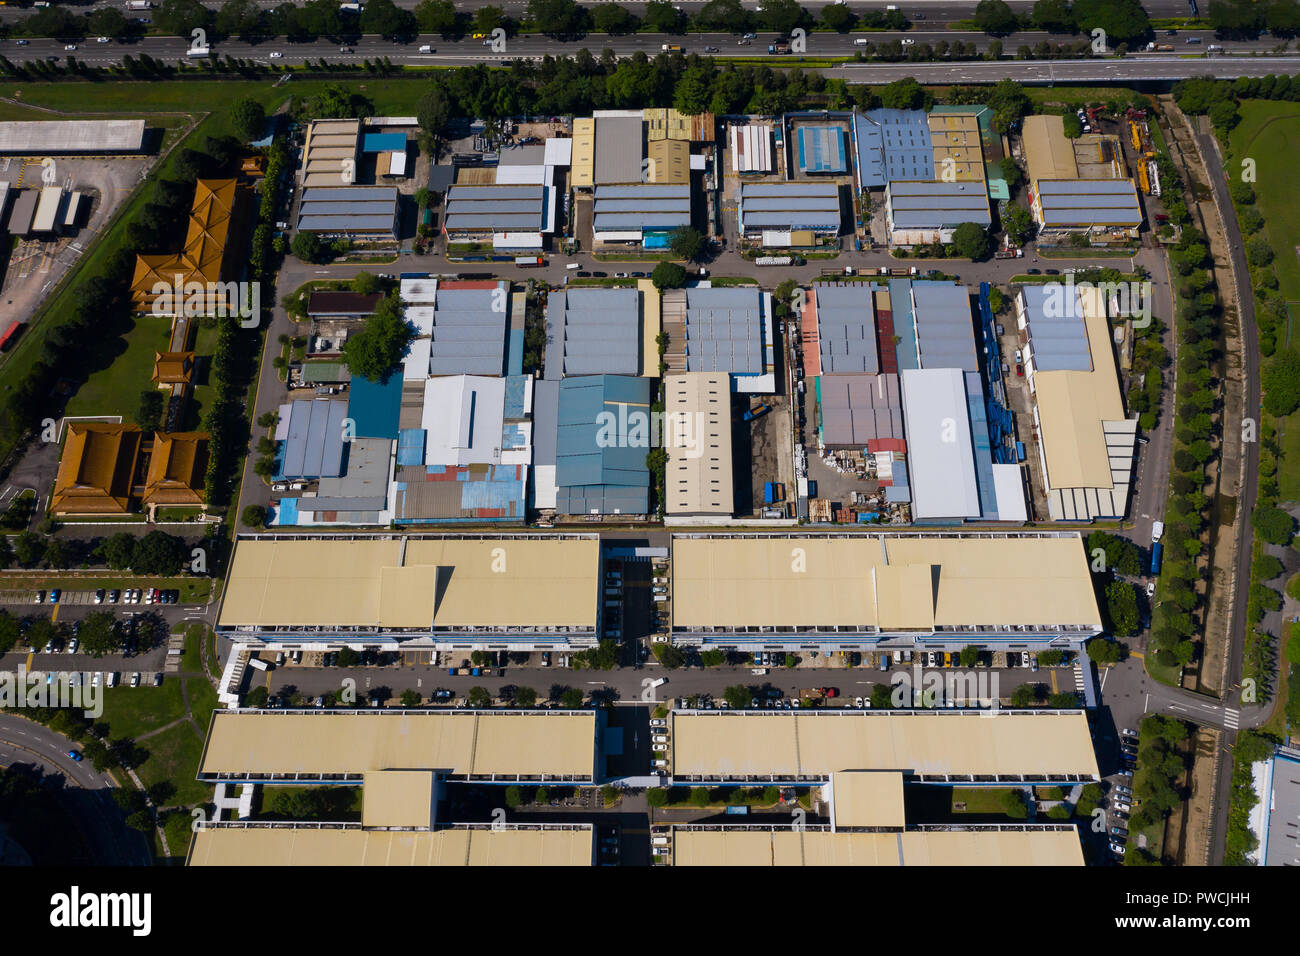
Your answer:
[1222,708,1240,731]
[1072,664,1086,693]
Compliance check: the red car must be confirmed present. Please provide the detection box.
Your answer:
[1015,363,1024,377]
[822,687,839,699]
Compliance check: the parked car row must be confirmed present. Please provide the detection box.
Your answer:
[35,587,179,606]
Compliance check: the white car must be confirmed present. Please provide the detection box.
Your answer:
[64,44,77,51]
[901,38,914,45]
[91,672,102,687]
[650,718,666,728]
[67,638,79,655]
[853,696,864,708]
[130,672,141,687]
[651,735,669,745]
[269,51,283,58]
[96,36,111,43]
[1146,581,1156,597]
[1113,801,1132,814]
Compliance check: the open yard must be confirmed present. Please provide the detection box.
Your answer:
[64,317,173,420]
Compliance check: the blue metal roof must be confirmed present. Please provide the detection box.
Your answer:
[814,284,877,374]
[797,126,847,174]
[362,132,407,153]
[1020,285,1092,372]
[347,373,402,440]
[911,282,978,373]
[554,375,651,513]
[281,399,348,479]
[545,288,641,380]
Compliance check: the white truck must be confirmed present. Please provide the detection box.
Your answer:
[247,657,269,671]
[126,1,153,9]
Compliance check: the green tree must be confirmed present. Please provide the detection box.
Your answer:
[1070,0,1150,43]
[646,787,670,808]
[651,261,687,290]
[467,686,492,707]
[79,611,120,658]
[1002,788,1029,818]
[291,230,323,264]
[231,97,266,142]
[669,226,705,262]
[1031,0,1074,32]
[1264,348,1300,415]
[959,645,980,667]
[414,0,457,34]
[690,786,711,807]
[951,222,990,260]
[759,0,805,35]
[400,689,422,707]
[131,531,186,576]
[514,685,538,707]
[559,687,584,708]
[1003,205,1035,245]
[341,296,414,384]
[0,612,20,656]
[593,4,638,33]
[527,0,586,36]
[821,2,856,31]
[1062,112,1083,138]
[973,0,1018,36]
[1253,504,1294,545]
[722,684,752,709]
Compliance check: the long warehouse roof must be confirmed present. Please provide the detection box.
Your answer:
[1035,179,1142,228]
[669,533,1102,631]
[0,119,145,153]
[669,711,1100,779]
[198,710,596,778]
[671,827,1083,866]
[217,535,600,629]
[189,826,593,866]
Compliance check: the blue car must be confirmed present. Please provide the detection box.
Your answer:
[66,750,82,762]
[49,589,60,604]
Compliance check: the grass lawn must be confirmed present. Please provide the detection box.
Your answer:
[99,678,189,740]
[135,719,209,806]
[1229,100,1300,306]
[64,317,172,419]
[180,623,205,672]
[1280,410,1300,503]
[951,787,1020,815]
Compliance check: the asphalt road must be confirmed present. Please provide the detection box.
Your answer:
[0,0,1218,26]
[0,712,152,865]
[1,30,1288,78]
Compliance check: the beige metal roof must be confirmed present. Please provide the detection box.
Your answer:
[830,771,906,828]
[928,113,985,182]
[199,711,596,778]
[363,770,435,828]
[665,373,735,517]
[884,536,1102,630]
[189,826,593,866]
[572,118,595,188]
[1032,308,1127,491]
[669,712,1100,779]
[1022,115,1078,183]
[218,536,599,629]
[671,828,1083,866]
[670,534,1102,631]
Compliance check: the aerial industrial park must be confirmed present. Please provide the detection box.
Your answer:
[0,0,1291,916]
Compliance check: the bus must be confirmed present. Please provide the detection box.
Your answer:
[0,320,23,352]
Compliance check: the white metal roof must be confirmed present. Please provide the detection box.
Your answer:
[900,367,980,519]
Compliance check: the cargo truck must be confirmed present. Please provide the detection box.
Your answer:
[769,42,790,54]
[248,657,269,671]
[1150,541,1163,576]
[662,44,683,52]
[743,403,770,421]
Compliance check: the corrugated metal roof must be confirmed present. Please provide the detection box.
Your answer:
[282,399,348,479]
[554,375,651,514]
[681,287,764,375]
[1020,285,1091,372]
[818,373,903,446]
[900,368,981,519]
[362,132,407,153]
[594,114,644,184]
[797,126,847,174]
[814,285,877,374]
[544,288,641,380]
[742,182,840,197]
[911,282,978,373]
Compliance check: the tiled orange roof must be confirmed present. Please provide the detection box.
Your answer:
[131,179,240,314]
[51,423,142,515]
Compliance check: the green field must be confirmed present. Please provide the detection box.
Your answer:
[64,318,173,419]
[1229,100,1300,504]
[99,678,189,741]
[1229,100,1300,304]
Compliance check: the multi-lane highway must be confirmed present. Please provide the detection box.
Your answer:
[2,30,1293,82]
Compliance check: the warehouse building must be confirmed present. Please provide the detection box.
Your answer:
[216,533,603,649]
[795,125,848,175]
[296,186,399,239]
[188,709,600,865]
[852,109,934,189]
[403,281,512,378]
[659,287,774,392]
[1257,745,1300,866]
[31,186,65,235]
[884,180,991,247]
[544,287,643,379]
[278,399,349,480]
[443,184,556,251]
[729,123,774,174]
[5,189,38,237]
[592,184,691,248]
[0,119,146,154]
[1030,179,1142,239]
[810,284,877,374]
[554,375,652,516]
[927,111,986,183]
[668,710,1099,783]
[302,118,361,188]
[664,372,734,519]
[738,181,841,245]
[818,373,904,449]
[667,531,1103,650]
[1016,284,1136,521]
